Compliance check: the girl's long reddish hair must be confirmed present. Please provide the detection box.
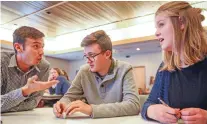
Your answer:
[156,1,207,71]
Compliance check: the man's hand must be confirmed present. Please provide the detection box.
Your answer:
[22,75,59,96]
[181,108,207,124]
[64,100,92,116]
[53,101,67,118]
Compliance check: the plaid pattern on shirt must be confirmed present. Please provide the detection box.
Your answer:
[1,52,50,113]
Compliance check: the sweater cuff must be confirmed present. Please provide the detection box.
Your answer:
[141,102,156,121]
[91,104,96,118]
[59,97,71,104]
[91,104,101,118]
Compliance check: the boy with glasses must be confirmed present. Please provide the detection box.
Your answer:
[53,30,140,118]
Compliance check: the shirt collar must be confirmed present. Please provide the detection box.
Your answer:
[8,54,40,73]
[8,54,17,68]
[107,58,115,75]
[34,65,40,72]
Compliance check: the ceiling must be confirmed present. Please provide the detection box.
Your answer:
[1,1,206,61]
[1,1,168,37]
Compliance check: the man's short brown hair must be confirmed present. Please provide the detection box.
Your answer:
[81,30,112,52]
[13,26,45,53]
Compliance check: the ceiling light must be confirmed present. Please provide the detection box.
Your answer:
[136,48,140,51]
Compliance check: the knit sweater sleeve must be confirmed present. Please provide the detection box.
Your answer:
[141,62,165,120]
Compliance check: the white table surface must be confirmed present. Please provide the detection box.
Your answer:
[1,108,158,124]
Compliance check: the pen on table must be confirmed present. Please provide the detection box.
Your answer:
[158,97,180,119]
[62,99,86,119]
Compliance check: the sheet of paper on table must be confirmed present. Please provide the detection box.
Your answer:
[65,112,90,118]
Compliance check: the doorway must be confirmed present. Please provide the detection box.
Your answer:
[132,66,146,94]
